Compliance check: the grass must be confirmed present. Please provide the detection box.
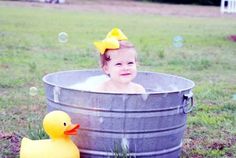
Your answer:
[0,2,236,157]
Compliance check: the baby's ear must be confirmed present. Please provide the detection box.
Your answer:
[102,65,109,75]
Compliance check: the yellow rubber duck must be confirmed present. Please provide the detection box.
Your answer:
[20,110,80,158]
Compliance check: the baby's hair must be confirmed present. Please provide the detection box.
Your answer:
[99,41,135,68]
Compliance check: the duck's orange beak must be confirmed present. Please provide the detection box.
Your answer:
[64,124,80,135]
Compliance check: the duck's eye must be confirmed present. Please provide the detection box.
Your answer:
[63,122,67,126]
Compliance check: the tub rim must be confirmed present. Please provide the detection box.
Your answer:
[42,69,195,95]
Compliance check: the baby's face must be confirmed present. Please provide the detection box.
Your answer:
[103,48,137,84]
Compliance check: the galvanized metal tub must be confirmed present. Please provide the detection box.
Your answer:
[42,69,195,158]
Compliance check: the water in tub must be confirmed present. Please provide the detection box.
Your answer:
[68,75,109,91]
[68,74,172,93]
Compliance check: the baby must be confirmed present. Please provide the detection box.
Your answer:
[94,28,145,93]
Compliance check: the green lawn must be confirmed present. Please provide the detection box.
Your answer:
[0,3,236,158]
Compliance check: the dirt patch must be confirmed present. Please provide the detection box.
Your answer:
[1,0,236,18]
[0,132,21,157]
[0,104,46,157]
[183,126,236,158]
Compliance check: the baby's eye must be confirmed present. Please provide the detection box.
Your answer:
[128,62,134,65]
[115,63,122,66]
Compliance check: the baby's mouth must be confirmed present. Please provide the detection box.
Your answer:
[120,73,131,76]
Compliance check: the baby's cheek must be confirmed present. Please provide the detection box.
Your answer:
[133,66,137,71]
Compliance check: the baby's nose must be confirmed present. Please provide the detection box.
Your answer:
[123,64,129,70]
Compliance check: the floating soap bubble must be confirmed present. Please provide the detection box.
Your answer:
[58,32,68,43]
[232,94,236,101]
[173,36,184,48]
[29,87,38,96]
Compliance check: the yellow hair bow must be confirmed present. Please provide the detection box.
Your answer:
[94,28,128,54]
[106,28,128,40]
[94,37,119,55]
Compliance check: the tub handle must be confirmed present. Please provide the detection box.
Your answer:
[183,92,194,114]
